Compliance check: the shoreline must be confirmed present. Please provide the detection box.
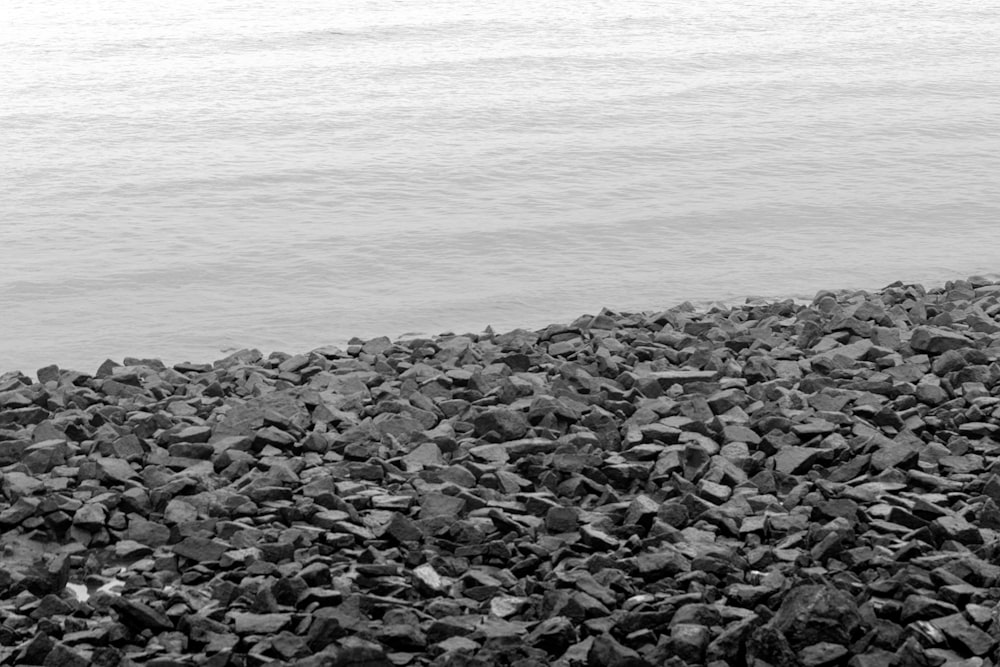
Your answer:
[2,274,1000,665]
[5,269,998,380]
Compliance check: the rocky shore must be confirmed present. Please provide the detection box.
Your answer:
[3,277,1000,666]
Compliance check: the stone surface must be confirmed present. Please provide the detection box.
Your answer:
[0,276,998,666]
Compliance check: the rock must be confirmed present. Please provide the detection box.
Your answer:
[1,276,999,667]
[2,471,44,500]
[900,595,960,623]
[230,612,292,634]
[798,642,849,666]
[768,585,861,649]
[588,633,650,667]
[773,447,823,475]
[111,597,173,631]
[412,564,449,594]
[419,493,466,520]
[928,515,983,546]
[0,497,40,526]
[401,441,445,470]
[870,441,920,471]
[545,506,579,533]
[670,623,710,663]
[173,536,230,562]
[636,547,690,578]
[41,643,89,667]
[930,614,995,656]
[527,616,577,655]
[126,515,171,546]
[474,408,530,441]
[910,326,971,354]
[71,503,107,530]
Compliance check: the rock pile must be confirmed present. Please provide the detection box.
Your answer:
[2,277,1000,666]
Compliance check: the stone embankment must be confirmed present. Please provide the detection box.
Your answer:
[3,277,1000,666]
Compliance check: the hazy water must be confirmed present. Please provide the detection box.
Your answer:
[2,0,999,375]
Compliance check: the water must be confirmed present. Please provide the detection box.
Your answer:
[3,0,999,375]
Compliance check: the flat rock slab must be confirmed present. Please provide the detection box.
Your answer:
[773,446,824,475]
[229,612,292,634]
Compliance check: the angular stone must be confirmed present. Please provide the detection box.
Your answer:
[636,547,690,578]
[164,424,214,444]
[901,595,960,622]
[928,515,983,546]
[870,441,920,471]
[0,497,41,526]
[385,513,423,542]
[41,643,89,667]
[230,612,292,634]
[412,563,448,594]
[2,471,44,500]
[545,506,579,533]
[418,493,466,520]
[624,495,660,526]
[798,642,849,667]
[670,623,710,663]
[930,613,995,656]
[649,370,719,389]
[168,441,215,459]
[173,536,230,562]
[22,439,68,473]
[96,456,139,482]
[769,585,861,649]
[0,438,29,465]
[473,408,530,441]
[401,441,445,470]
[910,326,971,354]
[112,598,173,631]
[127,516,171,547]
[773,447,823,475]
[72,503,107,530]
[588,633,649,667]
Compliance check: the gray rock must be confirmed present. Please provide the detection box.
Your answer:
[473,408,530,441]
[769,584,862,649]
[910,326,971,354]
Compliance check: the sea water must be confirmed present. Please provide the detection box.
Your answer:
[2,0,999,374]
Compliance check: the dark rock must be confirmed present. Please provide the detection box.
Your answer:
[901,595,960,622]
[588,633,650,667]
[927,515,983,546]
[111,597,173,631]
[773,447,823,475]
[545,506,579,533]
[474,408,530,441]
[669,623,710,663]
[635,547,690,578]
[3,276,1000,667]
[769,585,861,649]
[42,642,89,667]
[173,536,230,562]
[930,613,995,656]
[230,611,291,634]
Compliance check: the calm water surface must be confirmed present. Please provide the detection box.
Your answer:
[2,0,999,375]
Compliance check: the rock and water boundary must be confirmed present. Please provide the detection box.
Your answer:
[3,276,1000,666]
